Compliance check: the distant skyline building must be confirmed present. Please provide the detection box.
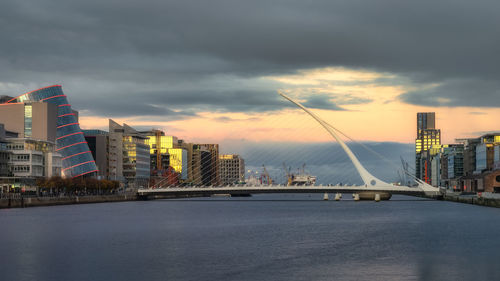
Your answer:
[1,85,98,178]
[219,154,245,185]
[415,112,441,182]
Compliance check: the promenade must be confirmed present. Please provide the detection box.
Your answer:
[0,193,136,209]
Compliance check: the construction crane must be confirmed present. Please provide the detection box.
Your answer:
[283,162,292,186]
[260,165,272,185]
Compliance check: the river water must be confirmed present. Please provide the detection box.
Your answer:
[1,194,500,281]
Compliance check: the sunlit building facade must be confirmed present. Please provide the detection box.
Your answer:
[109,120,150,188]
[142,130,190,181]
[2,85,97,178]
[219,154,245,185]
[415,112,441,182]
[143,129,178,170]
[168,148,188,180]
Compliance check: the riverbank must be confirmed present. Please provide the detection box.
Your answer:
[443,191,500,208]
[0,194,137,209]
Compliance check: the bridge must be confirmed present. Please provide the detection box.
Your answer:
[138,92,442,200]
[137,184,440,199]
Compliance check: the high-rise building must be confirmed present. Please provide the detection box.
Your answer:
[198,144,220,186]
[219,154,245,185]
[109,120,150,188]
[1,85,98,178]
[415,112,441,182]
[417,112,435,133]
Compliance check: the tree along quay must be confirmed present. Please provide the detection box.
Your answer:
[0,194,137,209]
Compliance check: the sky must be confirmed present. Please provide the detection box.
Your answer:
[1,0,499,181]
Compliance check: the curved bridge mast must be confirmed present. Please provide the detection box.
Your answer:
[278,91,388,187]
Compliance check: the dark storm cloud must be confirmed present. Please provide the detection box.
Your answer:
[398,79,500,107]
[1,0,499,114]
[302,95,346,111]
[73,88,352,117]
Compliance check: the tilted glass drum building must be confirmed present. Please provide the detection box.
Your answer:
[3,85,98,178]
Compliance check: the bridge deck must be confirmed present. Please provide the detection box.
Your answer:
[138,185,437,198]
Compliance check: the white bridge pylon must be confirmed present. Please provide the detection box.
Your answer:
[278,91,440,195]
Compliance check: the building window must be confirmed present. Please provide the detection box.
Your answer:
[24,104,32,137]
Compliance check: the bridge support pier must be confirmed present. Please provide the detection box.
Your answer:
[375,193,381,202]
[335,193,342,201]
[323,193,329,200]
[353,193,360,201]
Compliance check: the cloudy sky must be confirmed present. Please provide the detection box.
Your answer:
[1,0,499,176]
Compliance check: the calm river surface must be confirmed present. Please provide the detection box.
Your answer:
[1,194,500,281]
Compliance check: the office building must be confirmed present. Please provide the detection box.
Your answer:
[109,120,150,188]
[6,138,62,178]
[0,124,62,193]
[219,154,245,185]
[1,85,98,178]
[0,101,57,142]
[456,134,500,192]
[415,112,441,182]
[142,130,191,181]
[197,144,220,186]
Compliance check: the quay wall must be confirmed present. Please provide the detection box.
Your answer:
[0,194,137,209]
[443,191,500,208]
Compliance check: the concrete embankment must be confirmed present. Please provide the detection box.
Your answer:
[443,191,500,208]
[0,194,137,209]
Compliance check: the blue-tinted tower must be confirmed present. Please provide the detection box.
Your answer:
[4,85,98,178]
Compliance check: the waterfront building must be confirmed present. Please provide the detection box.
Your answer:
[190,146,203,186]
[142,130,192,181]
[455,134,500,192]
[6,138,62,178]
[439,144,464,189]
[415,112,441,182]
[197,144,220,186]
[1,86,98,178]
[109,120,150,188]
[179,141,195,184]
[142,129,179,170]
[0,101,58,142]
[167,148,188,180]
[83,130,109,180]
[0,125,10,178]
[0,123,62,193]
[494,145,500,170]
[219,154,245,185]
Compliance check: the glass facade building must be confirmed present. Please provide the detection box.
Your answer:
[415,112,441,182]
[3,85,97,178]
